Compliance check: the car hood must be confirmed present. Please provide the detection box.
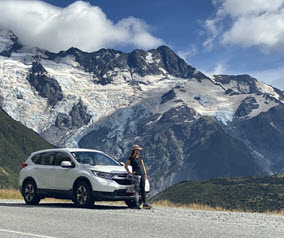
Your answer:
[83,165,128,174]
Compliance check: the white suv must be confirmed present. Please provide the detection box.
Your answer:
[19,148,150,208]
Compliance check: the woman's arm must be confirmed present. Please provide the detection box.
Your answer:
[124,160,136,175]
[141,159,147,179]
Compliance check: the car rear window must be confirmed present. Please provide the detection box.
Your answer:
[31,154,42,164]
[32,152,56,165]
[41,152,56,165]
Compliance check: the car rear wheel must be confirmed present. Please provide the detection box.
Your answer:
[23,180,41,205]
[73,181,94,208]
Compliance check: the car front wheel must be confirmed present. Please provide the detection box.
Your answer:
[23,180,41,205]
[73,181,94,208]
[125,198,142,208]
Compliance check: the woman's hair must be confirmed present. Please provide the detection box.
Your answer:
[131,150,135,158]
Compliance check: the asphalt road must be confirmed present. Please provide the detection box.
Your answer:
[0,200,283,238]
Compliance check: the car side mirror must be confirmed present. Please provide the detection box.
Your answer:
[61,161,73,168]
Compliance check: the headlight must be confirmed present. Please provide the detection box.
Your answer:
[92,170,114,179]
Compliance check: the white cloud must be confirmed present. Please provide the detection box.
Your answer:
[0,0,163,52]
[177,45,198,63]
[199,63,227,79]
[249,66,284,90]
[213,63,226,75]
[204,0,284,51]
[202,19,220,50]
[222,10,284,50]
[219,0,284,18]
[116,17,163,49]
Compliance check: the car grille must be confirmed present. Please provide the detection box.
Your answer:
[113,179,132,185]
[112,173,132,185]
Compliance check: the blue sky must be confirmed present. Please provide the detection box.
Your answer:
[0,0,284,89]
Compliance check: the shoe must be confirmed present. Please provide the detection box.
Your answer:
[143,203,152,209]
[136,203,141,210]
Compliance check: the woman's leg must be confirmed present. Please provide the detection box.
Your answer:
[140,176,146,204]
[133,175,141,205]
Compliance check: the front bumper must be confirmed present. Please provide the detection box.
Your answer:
[93,189,149,201]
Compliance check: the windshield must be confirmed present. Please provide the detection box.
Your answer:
[71,151,120,166]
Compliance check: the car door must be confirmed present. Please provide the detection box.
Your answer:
[50,152,77,191]
[34,152,56,189]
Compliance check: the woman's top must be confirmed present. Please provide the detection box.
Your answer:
[128,156,144,176]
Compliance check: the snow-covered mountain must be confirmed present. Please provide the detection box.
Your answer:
[1,29,284,195]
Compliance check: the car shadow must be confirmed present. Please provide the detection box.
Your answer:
[0,202,129,210]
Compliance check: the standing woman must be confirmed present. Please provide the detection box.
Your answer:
[125,145,151,209]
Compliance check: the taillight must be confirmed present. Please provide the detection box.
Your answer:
[21,163,28,168]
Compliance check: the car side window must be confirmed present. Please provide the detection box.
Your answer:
[55,152,73,166]
[39,152,56,165]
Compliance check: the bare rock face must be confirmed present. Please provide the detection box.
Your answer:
[55,99,92,129]
[27,61,63,107]
[161,89,177,104]
[42,99,92,147]
[235,104,284,174]
[235,96,259,118]
[213,75,262,94]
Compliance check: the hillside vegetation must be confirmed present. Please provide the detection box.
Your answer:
[0,107,52,188]
[150,175,284,213]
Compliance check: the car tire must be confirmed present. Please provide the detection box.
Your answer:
[73,181,94,208]
[125,198,142,208]
[23,180,41,205]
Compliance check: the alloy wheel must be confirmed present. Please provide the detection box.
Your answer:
[77,185,87,205]
[25,184,34,202]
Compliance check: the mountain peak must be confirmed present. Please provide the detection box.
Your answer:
[65,47,82,55]
[156,45,173,52]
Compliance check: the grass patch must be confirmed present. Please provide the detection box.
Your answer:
[0,189,71,202]
[151,199,284,215]
[152,200,227,211]
[0,189,22,199]
[150,175,284,213]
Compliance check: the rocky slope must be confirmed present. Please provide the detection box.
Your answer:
[0,29,283,194]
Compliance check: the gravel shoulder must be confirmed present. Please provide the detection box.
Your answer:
[0,200,283,238]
